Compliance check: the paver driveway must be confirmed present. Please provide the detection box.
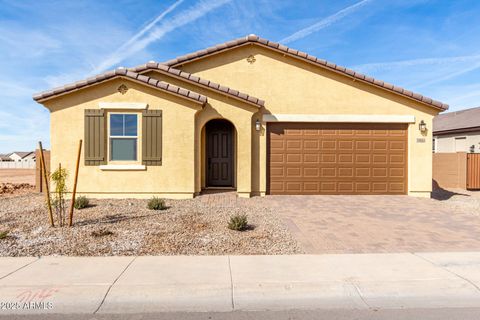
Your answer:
[263,194,480,254]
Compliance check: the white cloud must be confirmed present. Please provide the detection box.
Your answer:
[352,53,480,90]
[354,54,480,73]
[0,26,61,58]
[279,0,374,44]
[0,81,37,98]
[93,0,232,73]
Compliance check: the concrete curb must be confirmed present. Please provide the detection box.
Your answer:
[0,252,479,314]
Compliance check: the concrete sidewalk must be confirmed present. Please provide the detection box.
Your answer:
[0,253,480,315]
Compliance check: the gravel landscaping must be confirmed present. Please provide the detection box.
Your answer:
[0,191,303,256]
[432,188,480,214]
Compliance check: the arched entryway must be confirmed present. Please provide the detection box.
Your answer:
[205,119,235,188]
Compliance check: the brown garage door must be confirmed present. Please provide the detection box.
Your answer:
[267,123,408,195]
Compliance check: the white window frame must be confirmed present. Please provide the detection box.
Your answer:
[108,112,140,163]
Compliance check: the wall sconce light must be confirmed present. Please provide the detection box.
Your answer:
[255,119,261,131]
[419,120,427,133]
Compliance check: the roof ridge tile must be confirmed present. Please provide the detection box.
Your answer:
[33,69,207,104]
[159,34,447,110]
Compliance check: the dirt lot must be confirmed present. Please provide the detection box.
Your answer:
[0,169,35,184]
[0,193,302,256]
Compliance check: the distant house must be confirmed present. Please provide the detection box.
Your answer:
[0,154,13,162]
[433,107,480,153]
[8,151,35,162]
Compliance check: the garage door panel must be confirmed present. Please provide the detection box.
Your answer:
[268,122,407,195]
[373,141,388,150]
[338,129,354,135]
[303,140,320,150]
[286,167,302,177]
[269,154,284,163]
[355,154,371,164]
[390,141,406,150]
[355,182,371,193]
[372,168,387,178]
[390,182,406,192]
[372,154,388,164]
[304,129,320,135]
[338,168,354,177]
[338,141,354,150]
[372,183,388,192]
[390,154,405,164]
[270,140,285,150]
[286,154,302,163]
[322,140,337,150]
[356,140,371,150]
[321,167,337,177]
[321,154,336,163]
[270,167,284,177]
[304,154,319,163]
[304,167,320,177]
[338,182,354,192]
[338,154,354,163]
[286,140,302,150]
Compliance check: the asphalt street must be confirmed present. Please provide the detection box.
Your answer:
[2,308,480,320]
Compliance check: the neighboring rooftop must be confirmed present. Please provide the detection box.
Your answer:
[433,107,480,134]
[11,151,34,158]
[0,154,12,161]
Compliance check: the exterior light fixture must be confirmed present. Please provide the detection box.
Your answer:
[419,120,427,133]
[255,119,261,131]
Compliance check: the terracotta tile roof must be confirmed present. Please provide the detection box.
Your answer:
[12,151,34,158]
[130,62,264,107]
[433,106,480,134]
[163,34,448,111]
[33,69,207,104]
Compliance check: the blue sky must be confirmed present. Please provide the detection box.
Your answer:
[0,0,479,153]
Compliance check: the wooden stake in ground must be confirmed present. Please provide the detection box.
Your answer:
[69,139,82,227]
[38,141,54,227]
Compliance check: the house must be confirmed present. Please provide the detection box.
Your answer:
[433,107,480,153]
[0,154,13,162]
[33,34,448,199]
[8,151,35,162]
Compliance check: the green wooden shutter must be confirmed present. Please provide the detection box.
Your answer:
[84,109,106,166]
[142,110,162,166]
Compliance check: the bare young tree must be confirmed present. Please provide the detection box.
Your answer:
[50,165,68,227]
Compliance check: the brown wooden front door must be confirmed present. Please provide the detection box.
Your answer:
[206,120,234,187]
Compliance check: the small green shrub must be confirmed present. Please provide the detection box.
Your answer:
[147,197,167,210]
[74,196,89,209]
[0,231,8,239]
[228,214,248,231]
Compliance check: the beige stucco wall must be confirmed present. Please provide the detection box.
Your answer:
[141,70,259,197]
[434,132,480,153]
[43,78,202,198]
[176,44,439,197]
